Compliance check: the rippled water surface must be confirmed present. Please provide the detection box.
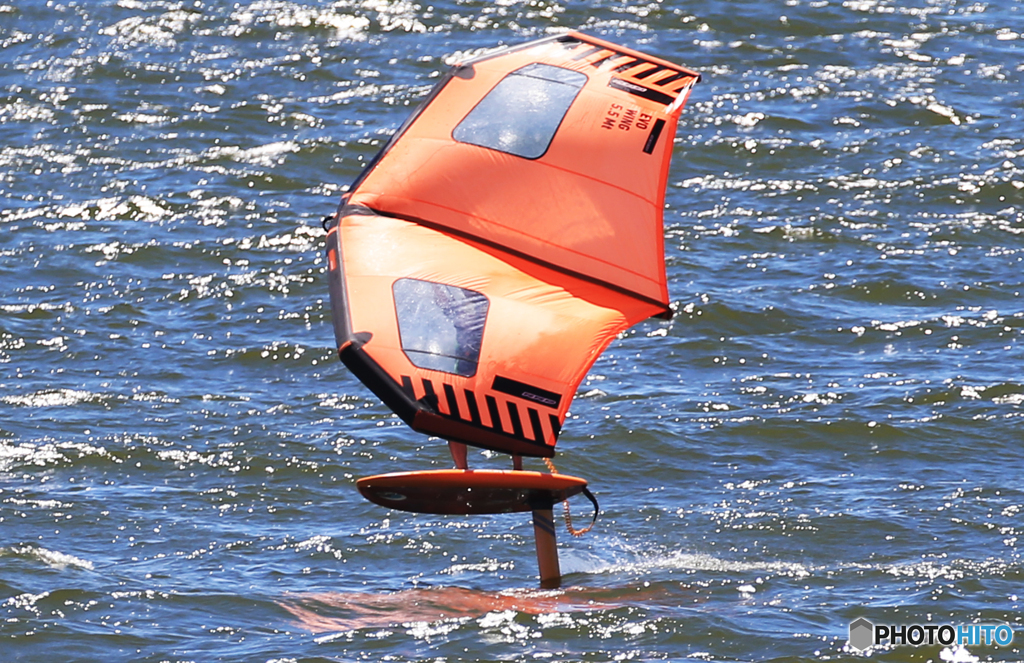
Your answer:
[2,1,1023,661]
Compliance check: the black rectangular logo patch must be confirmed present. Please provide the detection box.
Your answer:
[492,376,561,409]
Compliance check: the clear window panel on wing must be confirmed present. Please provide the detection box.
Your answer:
[393,278,489,377]
[452,63,588,159]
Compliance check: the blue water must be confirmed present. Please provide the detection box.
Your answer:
[2,1,1023,661]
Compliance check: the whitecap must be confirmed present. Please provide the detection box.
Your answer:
[940,645,980,663]
[207,140,300,167]
[0,440,108,471]
[1,388,96,407]
[560,545,813,579]
[4,545,94,570]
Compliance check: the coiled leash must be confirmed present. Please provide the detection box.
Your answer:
[543,458,599,537]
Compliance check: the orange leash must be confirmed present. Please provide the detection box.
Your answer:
[543,458,598,537]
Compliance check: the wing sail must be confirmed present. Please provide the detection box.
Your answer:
[326,33,699,457]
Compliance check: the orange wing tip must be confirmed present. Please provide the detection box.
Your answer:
[356,469,587,515]
[563,30,701,81]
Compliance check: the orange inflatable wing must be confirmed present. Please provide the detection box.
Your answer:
[326,33,699,458]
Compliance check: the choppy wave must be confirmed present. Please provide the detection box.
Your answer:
[1,545,94,571]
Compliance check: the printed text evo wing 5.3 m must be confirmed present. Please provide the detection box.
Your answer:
[325,32,699,458]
